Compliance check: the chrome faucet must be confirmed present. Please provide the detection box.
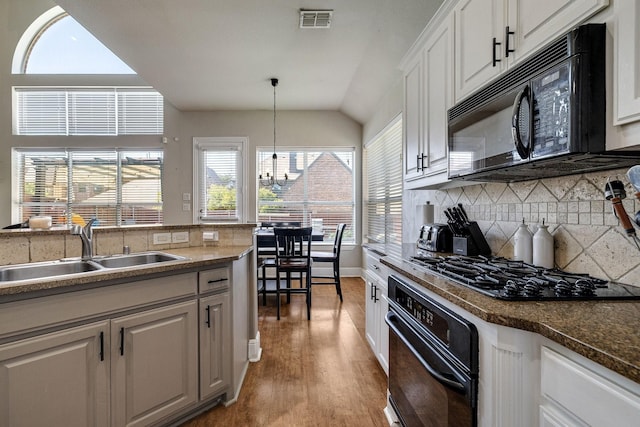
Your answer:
[71,218,98,260]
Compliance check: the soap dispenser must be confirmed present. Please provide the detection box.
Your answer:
[514,218,533,264]
[533,219,554,269]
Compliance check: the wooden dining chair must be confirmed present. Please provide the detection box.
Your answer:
[273,227,313,320]
[310,223,346,302]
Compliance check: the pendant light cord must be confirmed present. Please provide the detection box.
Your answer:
[272,78,278,158]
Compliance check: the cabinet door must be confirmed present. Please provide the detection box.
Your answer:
[364,273,378,352]
[199,293,231,400]
[111,301,198,427]
[614,0,640,125]
[540,346,640,426]
[0,322,109,427]
[422,17,452,178]
[454,0,506,101]
[403,57,423,181]
[375,283,389,376]
[510,0,609,65]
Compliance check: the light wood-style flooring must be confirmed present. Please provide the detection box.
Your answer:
[181,277,388,427]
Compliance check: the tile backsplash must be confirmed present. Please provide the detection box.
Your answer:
[406,168,640,286]
[0,224,255,266]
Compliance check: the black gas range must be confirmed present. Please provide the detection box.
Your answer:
[410,252,640,301]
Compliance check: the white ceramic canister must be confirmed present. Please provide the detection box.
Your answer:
[533,219,554,268]
[513,219,533,263]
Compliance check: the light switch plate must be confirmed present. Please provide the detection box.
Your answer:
[172,231,189,243]
[152,232,172,245]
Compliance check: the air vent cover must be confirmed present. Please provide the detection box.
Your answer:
[299,10,333,29]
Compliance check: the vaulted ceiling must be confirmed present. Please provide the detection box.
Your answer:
[54,0,443,124]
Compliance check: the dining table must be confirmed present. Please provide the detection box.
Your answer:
[254,226,324,256]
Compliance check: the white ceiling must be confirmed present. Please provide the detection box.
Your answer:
[54,0,443,124]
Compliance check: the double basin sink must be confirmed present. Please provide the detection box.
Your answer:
[0,252,187,283]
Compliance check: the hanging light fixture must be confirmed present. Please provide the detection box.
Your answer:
[259,78,288,190]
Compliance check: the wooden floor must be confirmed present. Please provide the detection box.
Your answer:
[181,277,389,427]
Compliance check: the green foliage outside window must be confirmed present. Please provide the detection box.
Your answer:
[258,187,281,213]
[207,185,236,211]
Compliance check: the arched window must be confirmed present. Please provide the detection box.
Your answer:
[13,6,134,74]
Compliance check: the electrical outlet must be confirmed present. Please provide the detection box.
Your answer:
[182,203,191,211]
[182,193,191,201]
[203,231,219,241]
[172,231,189,243]
[152,232,172,245]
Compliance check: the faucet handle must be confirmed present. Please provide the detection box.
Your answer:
[84,218,98,238]
[70,224,82,235]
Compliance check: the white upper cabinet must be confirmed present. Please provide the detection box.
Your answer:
[454,0,609,102]
[403,56,422,182]
[613,0,640,125]
[421,17,452,182]
[454,0,507,101]
[402,12,454,189]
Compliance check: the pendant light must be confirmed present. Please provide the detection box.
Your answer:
[259,78,288,190]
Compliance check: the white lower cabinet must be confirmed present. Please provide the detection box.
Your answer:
[0,267,235,427]
[0,301,199,427]
[364,250,389,375]
[539,345,640,427]
[111,301,198,427]
[0,321,110,427]
[199,292,231,400]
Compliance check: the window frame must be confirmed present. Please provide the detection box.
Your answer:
[256,146,357,245]
[193,137,248,224]
[12,147,164,226]
[12,6,134,75]
[13,87,164,136]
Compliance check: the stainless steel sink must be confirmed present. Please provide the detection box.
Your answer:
[0,252,187,283]
[0,260,103,282]
[93,252,186,268]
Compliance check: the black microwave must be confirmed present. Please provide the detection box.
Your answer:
[448,23,640,182]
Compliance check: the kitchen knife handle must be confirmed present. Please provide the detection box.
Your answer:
[611,197,635,236]
[458,203,470,223]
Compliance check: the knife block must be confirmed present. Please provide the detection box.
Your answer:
[452,222,491,256]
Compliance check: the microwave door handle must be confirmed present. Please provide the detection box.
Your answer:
[512,85,531,160]
[386,311,466,393]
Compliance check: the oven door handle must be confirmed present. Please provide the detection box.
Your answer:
[386,311,466,393]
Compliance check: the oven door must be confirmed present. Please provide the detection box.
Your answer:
[386,309,477,427]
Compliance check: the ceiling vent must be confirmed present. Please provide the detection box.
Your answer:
[299,9,333,29]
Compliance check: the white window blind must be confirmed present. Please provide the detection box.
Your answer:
[364,117,402,255]
[68,90,116,135]
[13,148,163,226]
[14,87,163,135]
[195,139,243,222]
[256,148,355,244]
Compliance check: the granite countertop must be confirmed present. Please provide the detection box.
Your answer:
[0,246,252,299]
[382,255,640,384]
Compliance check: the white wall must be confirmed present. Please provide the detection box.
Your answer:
[163,107,362,225]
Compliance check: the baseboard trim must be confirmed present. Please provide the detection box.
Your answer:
[224,360,249,406]
[248,331,262,362]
